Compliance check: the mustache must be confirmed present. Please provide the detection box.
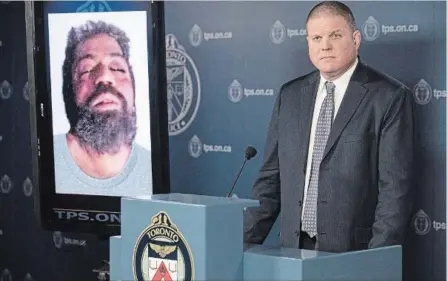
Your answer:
[82,83,126,108]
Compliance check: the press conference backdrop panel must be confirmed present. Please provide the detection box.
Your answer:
[0,1,445,281]
[164,2,446,281]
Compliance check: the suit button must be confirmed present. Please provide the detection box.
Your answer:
[298,200,302,206]
[295,230,300,236]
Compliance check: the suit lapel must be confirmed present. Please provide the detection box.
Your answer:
[322,61,369,160]
[297,72,319,171]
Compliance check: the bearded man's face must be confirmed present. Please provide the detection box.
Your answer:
[69,33,136,154]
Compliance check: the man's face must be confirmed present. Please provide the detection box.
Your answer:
[73,33,134,112]
[306,12,360,80]
[69,33,137,154]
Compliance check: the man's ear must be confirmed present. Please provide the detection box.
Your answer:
[353,29,361,48]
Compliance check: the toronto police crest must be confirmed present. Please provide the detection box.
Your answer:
[165,34,201,136]
[133,211,194,281]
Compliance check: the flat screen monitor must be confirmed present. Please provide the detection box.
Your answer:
[25,1,169,237]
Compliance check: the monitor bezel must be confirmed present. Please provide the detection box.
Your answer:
[25,1,170,237]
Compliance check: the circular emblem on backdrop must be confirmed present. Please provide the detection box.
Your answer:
[189,24,203,47]
[270,20,286,44]
[133,211,194,281]
[0,174,13,194]
[413,79,432,105]
[228,79,244,103]
[166,34,201,136]
[412,209,431,236]
[0,80,12,100]
[362,16,380,42]
[188,135,202,158]
[22,177,33,197]
[53,231,64,249]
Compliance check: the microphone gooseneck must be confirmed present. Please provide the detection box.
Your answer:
[226,146,257,198]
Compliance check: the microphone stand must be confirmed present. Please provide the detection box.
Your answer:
[226,157,248,197]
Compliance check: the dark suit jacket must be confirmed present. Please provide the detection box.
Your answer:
[243,59,415,253]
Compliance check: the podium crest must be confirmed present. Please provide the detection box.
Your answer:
[133,211,194,281]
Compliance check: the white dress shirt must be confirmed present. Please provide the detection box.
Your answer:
[301,57,359,221]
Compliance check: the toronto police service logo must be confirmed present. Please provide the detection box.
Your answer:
[133,211,194,281]
[362,16,380,42]
[166,34,201,136]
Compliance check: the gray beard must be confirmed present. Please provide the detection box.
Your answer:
[72,107,137,155]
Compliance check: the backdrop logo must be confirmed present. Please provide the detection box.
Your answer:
[52,231,86,249]
[412,209,431,235]
[166,34,201,136]
[228,80,244,103]
[189,24,232,47]
[362,16,380,41]
[413,79,432,105]
[0,269,11,281]
[188,135,203,158]
[52,231,64,249]
[270,20,306,44]
[362,16,419,41]
[188,135,232,158]
[0,174,12,194]
[228,79,274,103]
[133,211,195,281]
[270,20,286,44]
[0,80,12,100]
[189,24,203,47]
[76,0,112,12]
[23,177,33,197]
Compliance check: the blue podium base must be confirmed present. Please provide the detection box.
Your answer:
[110,193,402,281]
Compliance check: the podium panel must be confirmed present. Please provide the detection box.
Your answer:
[110,193,402,281]
[243,244,401,281]
[111,193,259,281]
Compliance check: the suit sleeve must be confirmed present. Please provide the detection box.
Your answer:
[243,85,283,245]
[369,86,415,249]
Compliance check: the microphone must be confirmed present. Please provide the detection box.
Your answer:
[226,146,257,198]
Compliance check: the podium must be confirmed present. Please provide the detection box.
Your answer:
[109,193,402,281]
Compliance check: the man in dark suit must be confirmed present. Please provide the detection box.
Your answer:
[243,1,415,253]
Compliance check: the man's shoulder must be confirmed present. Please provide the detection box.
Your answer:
[363,63,411,93]
[134,143,150,153]
[133,143,152,163]
[279,70,319,93]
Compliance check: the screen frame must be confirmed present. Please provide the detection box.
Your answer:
[25,1,170,237]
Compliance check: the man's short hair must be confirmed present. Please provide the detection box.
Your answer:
[306,1,357,32]
[61,20,135,129]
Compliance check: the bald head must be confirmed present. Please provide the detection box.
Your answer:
[306,1,357,32]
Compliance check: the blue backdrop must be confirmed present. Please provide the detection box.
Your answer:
[0,1,445,281]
